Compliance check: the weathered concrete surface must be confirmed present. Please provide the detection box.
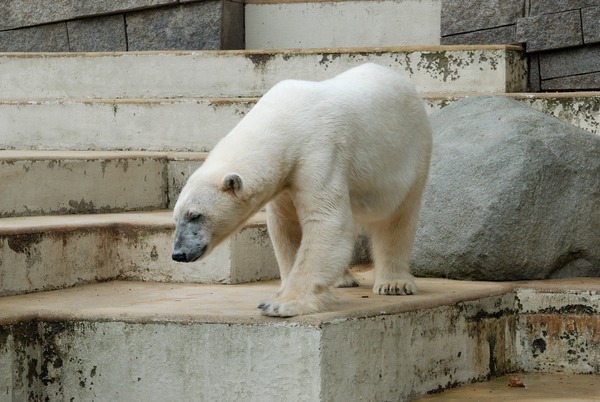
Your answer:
[416,373,600,401]
[0,98,255,151]
[1,93,598,153]
[0,151,210,216]
[412,96,600,280]
[516,280,600,374]
[0,46,527,99]
[245,0,441,49]
[0,273,518,401]
[0,211,277,296]
[0,151,168,217]
[424,92,600,135]
[2,274,599,401]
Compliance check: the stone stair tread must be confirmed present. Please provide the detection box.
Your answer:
[0,209,266,234]
[1,270,598,326]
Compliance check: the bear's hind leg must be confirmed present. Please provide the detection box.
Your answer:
[368,180,426,296]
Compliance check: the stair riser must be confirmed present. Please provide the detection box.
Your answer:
[1,157,166,217]
[0,222,277,296]
[0,99,253,152]
[0,155,205,217]
[0,48,526,99]
[245,0,441,49]
[2,94,598,154]
[1,294,515,401]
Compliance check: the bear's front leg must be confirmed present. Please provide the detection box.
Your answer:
[259,202,355,317]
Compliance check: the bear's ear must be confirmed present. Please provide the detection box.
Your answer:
[221,173,243,194]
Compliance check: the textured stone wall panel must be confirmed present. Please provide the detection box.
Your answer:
[539,45,600,79]
[582,6,600,44]
[67,15,127,52]
[516,10,583,52]
[126,2,228,51]
[441,25,516,45]
[0,0,178,31]
[441,0,525,36]
[529,0,600,16]
[0,23,69,52]
[542,72,600,91]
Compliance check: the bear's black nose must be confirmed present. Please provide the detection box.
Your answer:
[172,252,187,262]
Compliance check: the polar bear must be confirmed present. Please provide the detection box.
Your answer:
[172,63,432,317]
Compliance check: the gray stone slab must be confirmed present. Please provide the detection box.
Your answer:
[583,6,600,44]
[542,71,600,90]
[0,23,69,52]
[528,54,541,91]
[529,0,600,16]
[67,15,127,52]
[441,0,525,36]
[441,25,516,45]
[0,0,178,30]
[126,1,243,51]
[539,45,600,78]
[516,10,583,52]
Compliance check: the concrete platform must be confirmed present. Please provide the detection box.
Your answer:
[1,270,599,401]
[0,210,277,296]
[0,46,527,99]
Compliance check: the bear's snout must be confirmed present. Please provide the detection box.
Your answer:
[171,244,207,262]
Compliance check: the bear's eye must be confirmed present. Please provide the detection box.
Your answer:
[186,212,203,221]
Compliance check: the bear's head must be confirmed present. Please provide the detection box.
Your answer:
[171,172,248,263]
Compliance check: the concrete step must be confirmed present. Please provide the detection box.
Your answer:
[0,151,207,217]
[0,46,527,100]
[2,92,597,153]
[245,0,441,49]
[0,210,277,297]
[1,272,598,401]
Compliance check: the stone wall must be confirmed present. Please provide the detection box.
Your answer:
[441,0,600,91]
[0,0,244,52]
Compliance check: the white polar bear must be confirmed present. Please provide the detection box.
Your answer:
[172,63,432,317]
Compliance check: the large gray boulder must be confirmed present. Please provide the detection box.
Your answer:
[411,96,600,280]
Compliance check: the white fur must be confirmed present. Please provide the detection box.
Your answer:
[173,63,432,317]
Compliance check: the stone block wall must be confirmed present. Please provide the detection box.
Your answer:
[0,0,244,52]
[441,0,600,91]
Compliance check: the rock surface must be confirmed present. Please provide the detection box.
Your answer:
[412,96,600,280]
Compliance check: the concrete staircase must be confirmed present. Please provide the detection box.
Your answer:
[1,1,600,400]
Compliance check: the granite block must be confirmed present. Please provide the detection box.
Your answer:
[126,1,243,51]
[67,15,127,52]
[441,0,525,36]
[542,71,600,90]
[582,6,600,44]
[516,10,583,52]
[529,0,600,16]
[441,25,517,45]
[0,0,177,31]
[528,54,541,91]
[539,45,600,79]
[0,23,69,52]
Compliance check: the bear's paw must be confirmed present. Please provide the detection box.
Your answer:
[373,279,417,296]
